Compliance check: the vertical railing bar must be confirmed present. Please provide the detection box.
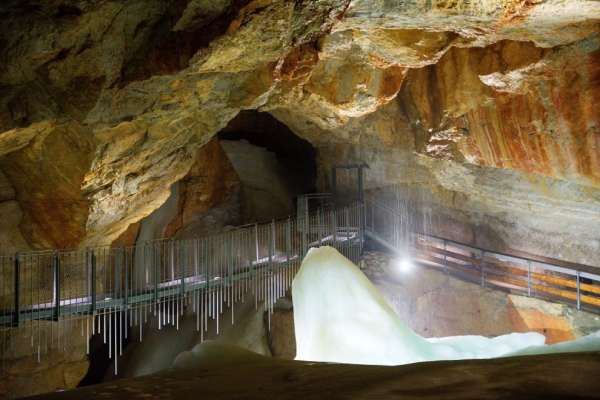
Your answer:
[480,250,485,288]
[53,252,60,321]
[527,260,532,297]
[13,253,20,327]
[576,271,581,310]
[91,250,96,315]
[124,246,129,340]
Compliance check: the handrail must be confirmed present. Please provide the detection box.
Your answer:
[365,196,600,314]
[0,201,365,374]
[365,198,599,275]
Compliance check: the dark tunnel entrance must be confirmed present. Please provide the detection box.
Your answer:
[217,110,317,222]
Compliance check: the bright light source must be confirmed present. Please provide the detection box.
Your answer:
[394,257,414,273]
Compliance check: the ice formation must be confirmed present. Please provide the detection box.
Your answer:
[292,246,600,365]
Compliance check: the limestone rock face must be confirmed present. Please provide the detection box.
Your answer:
[162,138,242,239]
[77,0,350,245]
[0,0,595,251]
[0,320,89,398]
[403,38,600,186]
[0,120,95,249]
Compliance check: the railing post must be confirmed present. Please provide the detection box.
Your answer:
[269,220,275,266]
[360,202,365,252]
[115,247,122,308]
[180,241,185,299]
[371,199,375,233]
[153,244,159,306]
[286,217,291,267]
[442,240,448,274]
[331,209,337,249]
[53,252,60,321]
[90,250,96,315]
[479,250,485,288]
[254,223,259,264]
[318,209,323,246]
[301,213,307,257]
[527,260,532,297]
[124,247,129,324]
[13,253,20,327]
[576,271,581,310]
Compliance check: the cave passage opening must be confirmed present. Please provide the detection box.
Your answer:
[218,110,318,223]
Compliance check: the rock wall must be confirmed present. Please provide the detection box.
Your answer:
[133,138,242,242]
[0,0,597,257]
[0,170,29,253]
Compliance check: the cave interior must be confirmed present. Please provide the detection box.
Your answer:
[0,0,600,399]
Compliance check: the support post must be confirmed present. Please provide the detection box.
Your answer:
[153,245,159,305]
[479,250,485,288]
[53,252,60,321]
[114,248,122,308]
[13,253,20,327]
[527,260,532,297]
[90,250,96,314]
[332,209,337,249]
[301,213,307,258]
[124,247,129,310]
[358,166,365,252]
[180,242,185,298]
[576,271,581,310]
[286,217,291,267]
[442,240,448,274]
[254,224,260,264]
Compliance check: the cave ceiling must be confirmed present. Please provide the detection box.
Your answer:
[0,0,598,248]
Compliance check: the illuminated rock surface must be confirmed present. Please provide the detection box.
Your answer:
[292,247,600,365]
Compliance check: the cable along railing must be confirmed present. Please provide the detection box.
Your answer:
[0,202,364,373]
[364,186,600,314]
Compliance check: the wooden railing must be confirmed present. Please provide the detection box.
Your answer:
[365,198,600,313]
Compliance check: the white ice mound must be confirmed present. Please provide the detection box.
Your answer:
[292,246,600,365]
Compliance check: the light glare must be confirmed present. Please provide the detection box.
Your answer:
[395,257,414,273]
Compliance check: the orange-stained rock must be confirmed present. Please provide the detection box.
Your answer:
[163,138,241,238]
[111,221,141,247]
[0,120,95,249]
[507,304,576,344]
[402,39,600,187]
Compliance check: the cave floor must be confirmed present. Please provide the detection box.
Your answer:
[27,345,600,400]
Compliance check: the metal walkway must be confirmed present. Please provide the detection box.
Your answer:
[2,186,599,374]
[364,188,600,314]
[0,202,364,373]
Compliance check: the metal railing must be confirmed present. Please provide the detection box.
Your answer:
[365,193,600,314]
[0,202,364,373]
